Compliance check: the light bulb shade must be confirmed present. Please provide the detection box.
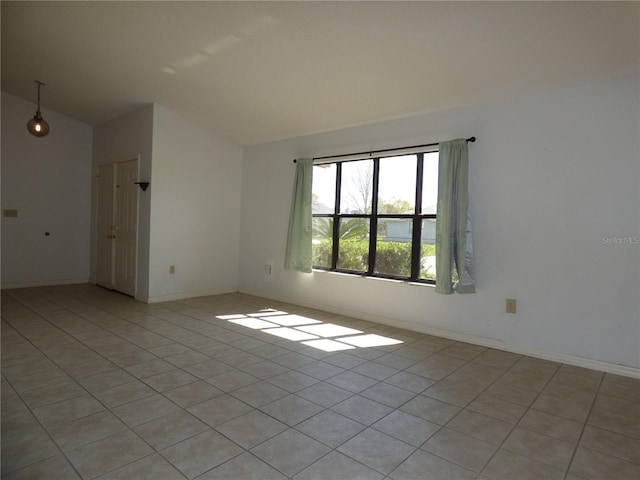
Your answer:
[27,112,50,137]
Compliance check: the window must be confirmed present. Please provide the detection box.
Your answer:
[312,149,439,283]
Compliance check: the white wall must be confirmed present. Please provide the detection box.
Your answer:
[91,104,242,302]
[147,105,242,301]
[240,74,640,371]
[1,92,93,288]
[92,105,154,300]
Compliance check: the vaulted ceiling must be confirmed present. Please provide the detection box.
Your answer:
[2,1,638,145]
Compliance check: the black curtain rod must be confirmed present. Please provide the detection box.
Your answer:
[294,136,476,163]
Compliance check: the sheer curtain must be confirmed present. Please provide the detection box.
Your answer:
[435,139,475,294]
[284,158,313,273]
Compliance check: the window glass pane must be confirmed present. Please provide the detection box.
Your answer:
[312,151,438,284]
[312,164,336,213]
[378,155,416,214]
[312,217,333,268]
[421,152,439,214]
[340,160,373,214]
[337,218,369,271]
[375,218,412,277]
[420,218,437,280]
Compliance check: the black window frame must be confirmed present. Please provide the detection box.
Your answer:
[312,147,438,284]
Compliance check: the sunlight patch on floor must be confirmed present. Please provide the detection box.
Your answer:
[246,310,288,317]
[301,339,356,352]
[295,323,362,338]
[336,334,403,348]
[216,314,248,320]
[262,327,319,341]
[216,309,403,352]
[228,318,280,330]
[263,314,322,327]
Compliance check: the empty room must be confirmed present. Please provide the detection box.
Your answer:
[1,2,638,479]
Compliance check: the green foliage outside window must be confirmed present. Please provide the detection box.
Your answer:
[312,239,436,279]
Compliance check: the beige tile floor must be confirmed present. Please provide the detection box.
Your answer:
[1,284,638,480]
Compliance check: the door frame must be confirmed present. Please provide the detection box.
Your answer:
[95,158,140,297]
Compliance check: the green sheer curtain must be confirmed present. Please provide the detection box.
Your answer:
[435,139,475,294]
[284,158,313,273]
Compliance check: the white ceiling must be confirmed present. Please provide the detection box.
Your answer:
[2,1,638,146]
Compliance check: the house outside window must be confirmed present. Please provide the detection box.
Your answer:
[312,149,439,283]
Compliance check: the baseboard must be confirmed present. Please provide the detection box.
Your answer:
[143,288,238,304]
[239,288,640,379]
[1,279,90,290]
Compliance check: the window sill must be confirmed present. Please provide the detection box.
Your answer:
[312,269,435,288]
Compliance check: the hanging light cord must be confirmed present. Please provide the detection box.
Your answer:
[35,80,45,113]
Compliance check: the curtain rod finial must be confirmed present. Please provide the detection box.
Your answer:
[467,136,476,143]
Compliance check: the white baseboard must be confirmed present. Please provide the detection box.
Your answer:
[239,288,640,379]
[1,279,90,290]
[143,288,238,304]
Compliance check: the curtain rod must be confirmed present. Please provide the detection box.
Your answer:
[293,136,475,163]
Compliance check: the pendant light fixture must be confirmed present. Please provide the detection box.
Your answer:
[26,80,50,137]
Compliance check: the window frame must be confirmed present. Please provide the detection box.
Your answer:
[312,146,438,284]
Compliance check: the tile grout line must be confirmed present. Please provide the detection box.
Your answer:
[1,290,194,479]
[471,360,564,479]
[560,372,605,480]
[3,286,637,479]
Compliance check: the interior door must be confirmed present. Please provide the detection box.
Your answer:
[113,159,138,296]
[95,159,138,296]
[96,163,115,289]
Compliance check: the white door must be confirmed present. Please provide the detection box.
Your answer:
[96,159,138,296]
[96,163,115,289]
[113,160,138,296]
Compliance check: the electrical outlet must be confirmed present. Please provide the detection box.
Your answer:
[265,264,272,275]
[506,298,517,314]
[169,265,175,274]
[4,209,18,218]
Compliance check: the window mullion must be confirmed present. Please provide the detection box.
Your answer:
[332,163,342,269]
[410,153,424,280]
[368,158,379,275]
